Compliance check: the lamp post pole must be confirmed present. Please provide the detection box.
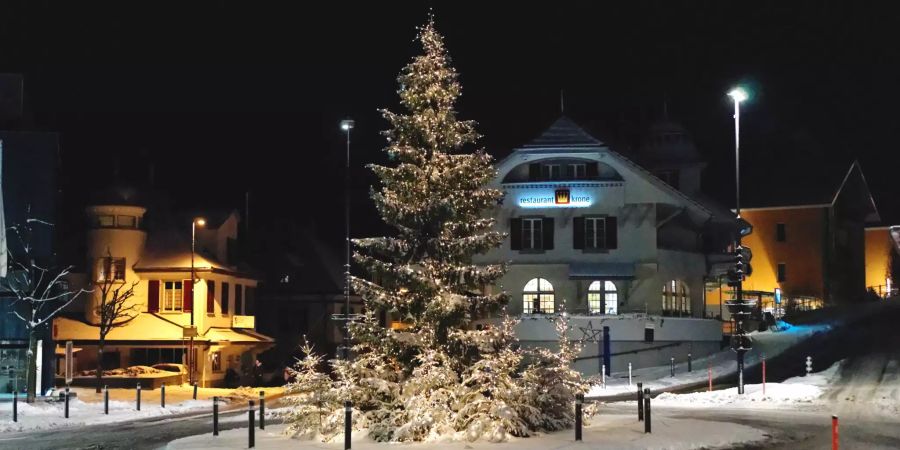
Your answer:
[728,87,748,394]
[340,119,355,361]
[189,218,205,386]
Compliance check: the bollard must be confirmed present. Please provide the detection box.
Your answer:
[601,364,606,389]
[137,383,142,411]
[65,387,70,419]
[193,382,198,400]
[104,385,109,415]
[628,362,633,386]
[762,356,767,396]
[161,382,166,408]
[13,391,17,422]
[344,400,352,450]
[688,353,692,372]
[259,391,265,430]
[643,388,651,433]
[213,396,219,436]
[806,356,813,376]
[832,415,839,450]
[249,400,255,448]
[670,357,675,377]
[575,393,583,441]
[708,363,713,392]
[637,382,644,421]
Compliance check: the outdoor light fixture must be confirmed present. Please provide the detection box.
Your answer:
[340,119,355,131]
[728,87,748,103]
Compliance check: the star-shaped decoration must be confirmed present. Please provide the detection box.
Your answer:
[578,320,604,342]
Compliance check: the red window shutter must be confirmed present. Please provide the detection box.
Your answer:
[207,281,215,315]
[183,279,193,312]
[148,280,160,313]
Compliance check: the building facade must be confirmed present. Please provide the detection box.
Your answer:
[53,192,273,387]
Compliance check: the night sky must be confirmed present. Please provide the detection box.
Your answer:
[1,2,898,261]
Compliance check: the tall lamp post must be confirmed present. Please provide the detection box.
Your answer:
[727,87,752,395]
[339,119,355,360]
[189,217,206,386]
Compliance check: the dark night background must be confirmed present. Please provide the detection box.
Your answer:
[1,1,898,263]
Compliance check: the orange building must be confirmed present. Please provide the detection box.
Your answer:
[712,161,880,315]
[864,226,895,296]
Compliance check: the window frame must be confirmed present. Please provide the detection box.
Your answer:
[777,263,787,282]
[569,163,586,179]
[522,217,543,251]
[584,217,607,251]
[662,279,690,317]
[541,164,562,180]
[96,257,126,283]
[587,280,618,315]
[523,278,555,314]
[161,280,185,313]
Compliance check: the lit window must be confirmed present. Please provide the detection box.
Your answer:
[211,351,222,372]
[96,215,115,227]
[162,281,183,312]
[588,280,618,314]
[522,218,543,250]
[96,257,126,283]
[662,280,690,316]
[585,217,606,249]
[523,278,554,314]
[117,215,137,228]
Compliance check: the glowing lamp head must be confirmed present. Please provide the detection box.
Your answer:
[195,218,206,227]
[728,87,749,103]
[340,119,355,131]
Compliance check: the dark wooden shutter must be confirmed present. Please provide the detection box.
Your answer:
[235,284,243,315]
[543,218,554,250]
[207,281,215,315]
[510,218,522,250]
[222,282,230,315]
[573,217,585,249]
[183,280,193,312]
[606,216,618,249]
[147,280,160,313]
[528,163,541,181]
[586,162,599,179]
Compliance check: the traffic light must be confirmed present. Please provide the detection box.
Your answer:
[737,217,753,237]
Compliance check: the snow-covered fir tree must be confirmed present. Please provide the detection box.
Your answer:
[282,18,591,443]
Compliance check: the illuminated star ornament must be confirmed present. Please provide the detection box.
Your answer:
[578,320,604,342]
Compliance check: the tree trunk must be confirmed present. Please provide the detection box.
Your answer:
[96,341,104,393]
[25,331,38,403]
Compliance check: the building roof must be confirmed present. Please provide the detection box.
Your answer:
[638,119,705,168]
[132,229,250,277]
[522,116,606,149]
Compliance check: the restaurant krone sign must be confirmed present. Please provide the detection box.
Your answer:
[517,188,593,208]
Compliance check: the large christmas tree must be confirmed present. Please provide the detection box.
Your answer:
[283,19,590,443]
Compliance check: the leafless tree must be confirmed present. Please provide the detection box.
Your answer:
[1,212,88,402]
[93,248,140,393]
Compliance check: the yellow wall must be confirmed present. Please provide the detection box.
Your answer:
[741,207,826,298]
[865,227,893,292]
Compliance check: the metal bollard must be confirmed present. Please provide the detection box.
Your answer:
[688,353,692,372]
[344,400,352,450]
[65,387,70,419]
[136,383,141,411]
[763,356,767,396]
[832,415,839,450]
[637,382,644,421]
[259,391,265,430]
[161,382,166,408]
[628,362,632,386]
[13,391,17,422]
[601,364,606,389]
[249,400,255,448]
[213,396,219,436]
[104,385,109,415]
[806,356,813,376]
[708,363,713,392]
[575,393,583,441]
[644,388,651,433]
[670,357,675,377]
[193,382,198,400]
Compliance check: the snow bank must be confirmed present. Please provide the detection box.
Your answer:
[165,414,767,450]
[587,323,831,399]
[654,360,841,408]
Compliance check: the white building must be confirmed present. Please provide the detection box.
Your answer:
[474,117,734,372]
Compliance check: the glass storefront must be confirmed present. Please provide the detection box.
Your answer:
[0,342,27,394]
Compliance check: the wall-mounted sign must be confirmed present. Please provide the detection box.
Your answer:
[517,187,593,208]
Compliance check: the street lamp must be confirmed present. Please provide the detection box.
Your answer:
[727,87,752,395]
[189,217,205,385]
[339,119,354,360]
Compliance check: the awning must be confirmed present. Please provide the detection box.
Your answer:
[202,327,274,345]
[568,262,635,280]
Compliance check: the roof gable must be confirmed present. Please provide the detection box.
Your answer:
[521,116,605,149]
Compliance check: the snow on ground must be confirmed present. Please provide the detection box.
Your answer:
[588,323,831,399]
[165,414,767,450]
[0,385,282,433]
[654,360,842,408]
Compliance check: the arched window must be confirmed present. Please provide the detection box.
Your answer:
[523,278,554,314]
[588,280,618,315]
[662,280,690,316]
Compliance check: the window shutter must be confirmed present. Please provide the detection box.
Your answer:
[222,282,230,315]
[606,216,618,249]
[510,218,522,250]
[207,281,215,315]
[573,217,585,249]
[147,280,159,313]
[586,162,599,179]
[183,280,193,312]
[528,163,541,181]
[543,218,555,250]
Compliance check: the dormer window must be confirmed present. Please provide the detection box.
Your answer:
[96,215,115,227]
[568,163,586,179]
[541,164,562,180]
[117,215,137,228]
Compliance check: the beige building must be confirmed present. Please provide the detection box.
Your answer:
[53,191,272,387]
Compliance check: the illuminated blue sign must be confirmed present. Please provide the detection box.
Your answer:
[517,188,593,208]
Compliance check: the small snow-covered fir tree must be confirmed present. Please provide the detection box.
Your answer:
[282,339,338,439]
